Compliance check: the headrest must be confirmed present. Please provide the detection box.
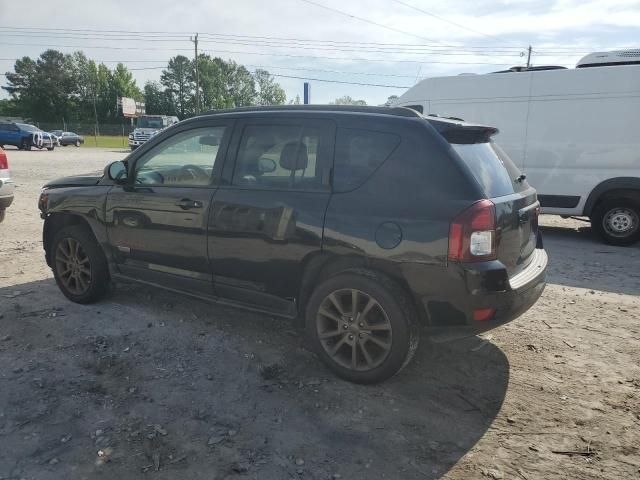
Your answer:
[279,142,308,171]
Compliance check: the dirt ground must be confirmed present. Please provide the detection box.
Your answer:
[0,147,639,480]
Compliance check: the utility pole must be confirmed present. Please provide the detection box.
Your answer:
[191,33,200,114]
[526,45,532,69]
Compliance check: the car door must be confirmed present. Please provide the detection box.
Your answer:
[105,120,232,295]
[208,116,335,316]
[4,124,21,146]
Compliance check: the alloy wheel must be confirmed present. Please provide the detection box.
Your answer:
[316,289,392,371]
[55,237,92,295]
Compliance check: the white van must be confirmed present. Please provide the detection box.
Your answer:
[394,50,640,245]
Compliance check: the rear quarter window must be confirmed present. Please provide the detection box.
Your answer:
[333,128,400,192]
[452,142,527,198]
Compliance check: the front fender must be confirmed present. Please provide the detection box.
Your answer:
[42,186,112,265]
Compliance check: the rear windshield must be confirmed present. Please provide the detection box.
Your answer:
[452,142,526,198]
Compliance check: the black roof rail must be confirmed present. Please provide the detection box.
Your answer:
[491,65,568,73]
[199,104,422,118]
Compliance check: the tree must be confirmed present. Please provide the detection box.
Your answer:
[110,63,141,99]
[144,81,175,115]
[288,94,301,105]
[0,98,18,117]
[161,55,193,118]
[253,69,286,106]
[384,95,399,106]
[330,95,367,106]
[3,50,77,122]
[197,55,258,110]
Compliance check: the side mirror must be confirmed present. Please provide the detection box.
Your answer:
[258,158,277,173]
[106,160,128,183]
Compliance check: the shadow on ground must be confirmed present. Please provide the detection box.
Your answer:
[0,278,509,479]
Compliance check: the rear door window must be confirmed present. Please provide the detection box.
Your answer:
[333,128,400,192]
[232,124,327,191]
[452,142,527,198]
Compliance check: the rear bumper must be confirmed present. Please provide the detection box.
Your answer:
[413,248,548,342]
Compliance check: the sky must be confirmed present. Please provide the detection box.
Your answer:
[0,0,638,106]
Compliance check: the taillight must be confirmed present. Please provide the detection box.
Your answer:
[0,150,8,170]
[448,199,497,262]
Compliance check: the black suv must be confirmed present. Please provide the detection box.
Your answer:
[39,106,547,383]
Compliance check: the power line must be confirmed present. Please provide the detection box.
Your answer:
[248,71,411,88]
[0,41,530,65]
[0,25,625,54]
[0,30,524,56]
[391,0,522,46]
[295,0,444,44]
[0,25,520,49]
[0,41,192,51]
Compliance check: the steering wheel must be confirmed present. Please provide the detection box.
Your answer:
[179,164,208,181]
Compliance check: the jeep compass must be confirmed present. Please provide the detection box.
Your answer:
[39,105,547,384]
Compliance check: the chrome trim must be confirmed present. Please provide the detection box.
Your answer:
[509,248,547,290]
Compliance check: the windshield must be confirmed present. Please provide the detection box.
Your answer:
[16,123,39,132]
[452,142,527,198]
[137,117,164,129]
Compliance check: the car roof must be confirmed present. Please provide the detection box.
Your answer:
[198,104,423,119]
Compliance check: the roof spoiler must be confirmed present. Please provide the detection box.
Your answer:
[425,117,499,144]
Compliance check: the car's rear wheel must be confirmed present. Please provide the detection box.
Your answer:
[51,225,111,303]
[306,270,419,384]
[19,138,31,151]
[592,198,640,246]
[47,146,54,151]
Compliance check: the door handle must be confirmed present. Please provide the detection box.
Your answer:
[175,198,203,209]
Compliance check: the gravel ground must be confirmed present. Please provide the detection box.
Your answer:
[0,147,639,480]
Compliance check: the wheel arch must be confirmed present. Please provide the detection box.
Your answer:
[583,177,640,216]
[43,213,96,267]
[296,253,428,327]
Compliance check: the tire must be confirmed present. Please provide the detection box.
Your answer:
[0,209,5,223]
[63,144,68,147]
[75,140,80,147]
[591,198,640,246]
[51,225,111,303]
[47,146,54,151]
[305,270,419,384]
[20,138,31,151]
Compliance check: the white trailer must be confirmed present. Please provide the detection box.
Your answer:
[394,50,640,245]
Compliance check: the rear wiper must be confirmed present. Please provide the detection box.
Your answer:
[515,174,527,183]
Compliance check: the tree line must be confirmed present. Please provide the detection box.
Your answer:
[0,49,287,124]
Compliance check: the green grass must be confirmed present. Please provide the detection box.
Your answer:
[79,135,129,149]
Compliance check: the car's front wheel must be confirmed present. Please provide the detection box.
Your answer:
[51,225,111,303]
[0,209,5,223]
[306,270,419,384]
[592,198,640,246]
[75,140,80,147]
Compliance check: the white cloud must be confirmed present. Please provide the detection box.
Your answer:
[1,0,637,105]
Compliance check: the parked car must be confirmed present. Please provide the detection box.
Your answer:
[0,122,55,151]
[38,105,547,383]
[50,130,63,146]
[0,147,14,223]
[56,132,85,147]
[394,49,640,245]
